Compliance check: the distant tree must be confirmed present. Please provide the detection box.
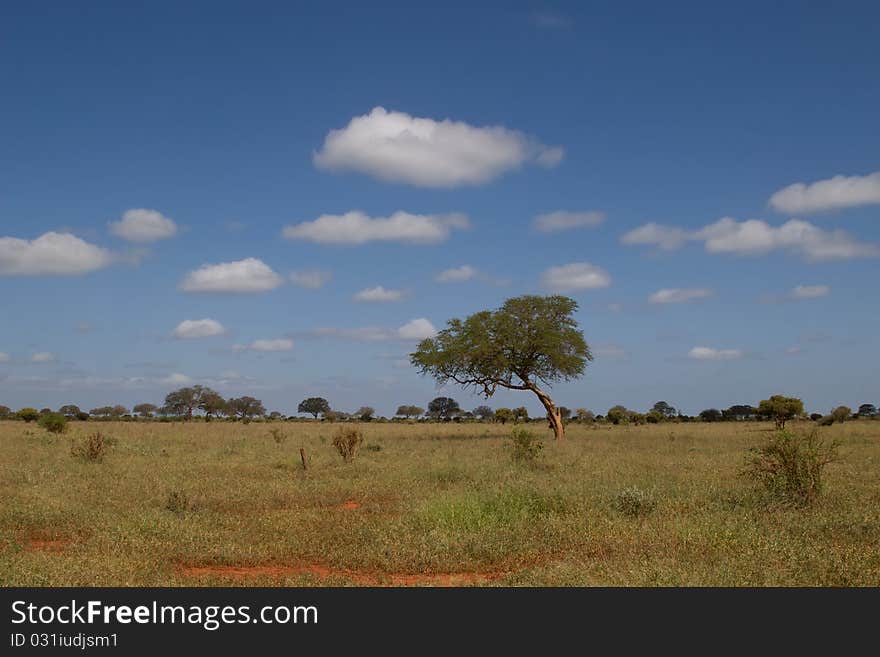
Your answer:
[558,406,572,420]
[513,406,529,423]
[628,411,647,425]
[699,408,723,422]
[357,406,375,421]
[298,397,331,419]
[165,386,214,420]
[111,405,129,418]
[428,397,460,421]
[411,295,591,440]
[40,408,52,415]
[18,408,40,423]
[606,405,629,425]
[830,406,852,424]
[133,403,158,418]
[472,405,495,421]
[226,396,266,420]
[0,405,11,419]
[651,401,677,419]
[575,408,595,423]
[645,410,662,423]
[89,406,114,418]
[857,403,877,418]
[395,405,424,419]
[39,412,67,434]
[494,408,514,424]
[58,404,82,419]
[757,395,804,429]
[810,413,823,421]
[723,404,757,421]
[198,391,227,420]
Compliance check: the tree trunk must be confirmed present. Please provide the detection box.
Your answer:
[529,384,564,440]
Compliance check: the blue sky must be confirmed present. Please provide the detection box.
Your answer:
[1,0,878,417]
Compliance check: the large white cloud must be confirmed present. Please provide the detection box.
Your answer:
[688,346,743,361]
[109,208,178,243]
[435,265,477,282]
[622,217,880,261]
[533,210,605,232]
[311,318,437,342]
[172,319,226,339]
[769,171,880,214]
[282,211,469,245]
[353,286,405,302]
[0,232,113,276]
[541,262,611,292]
[649,288,713,304]
[180,258,283,292]
[290,269,332,289]
[313,107,564,187]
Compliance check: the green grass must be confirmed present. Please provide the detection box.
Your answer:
[0,419,878,586]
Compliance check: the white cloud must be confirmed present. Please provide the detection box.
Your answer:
[688,346,743,361]
[282,211,469,245]
[172,319,226,339]
[649,288,713,304]
[623,217,880,261]
[769,171,880,214]
[791,285,830,299]
[313,106,563,187]
[533,210,605,232]
[235,338,294,352]
[0,352,9,363]
[541,262,611,292]
[109,208,178,243]
[0,232,113,276]
[310,318,436,342]
[31,352,55,363]
[435,264,477,282]
[290,269,332,289]
[397,318,437,340]
[353,286,405,302]
[161,372,192,385]
[180,258,283,293]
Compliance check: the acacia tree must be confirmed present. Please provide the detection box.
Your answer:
[165,386,215,420]
[199,391,227,421]
[412,295,590,440]
[58,404,82,419]
[651,401,677,420]
[494,408,514,424]
[298,397,330,419]
[427,397,460,421]
[473,405,494,421]
[227,396,266,420]
[395,405,424,419]
[133,403,158,418]
[858,403,877,418]
[0,405,11,419]
[757,395,804,429]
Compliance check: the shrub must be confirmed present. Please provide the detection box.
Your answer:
[818,415,835,426]
[165,490,191,514]
[613,486,657,517]
[508,428,543,464]
[70,432,109,462]
[268,427,287,444]
[38,412,68,434]
[332,426,364,462]
[742,429,839,507]
[17,408,40,423]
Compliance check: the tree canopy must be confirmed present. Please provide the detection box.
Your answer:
[298,397,331,419]
[757,395,804,429]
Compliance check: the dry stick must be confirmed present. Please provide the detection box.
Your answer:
[299,447,309,471]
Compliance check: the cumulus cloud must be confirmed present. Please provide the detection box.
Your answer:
[533,210,605,232]
[0,232,113,276]
[649,288,713,304]
[769,171,880,214]
[541,262,611,292]
[310,318,436,342]
[353,286,405,302]
[791,285,830,299]
[313,107,564,187]
[31,352,55,363]
[161,372,192,385]
[435,265,478,282]
[180,258,283,292]
[290,269,332,289]
[622,217,880,261]
[688,346,743,361]
[235,338,294,352]
[397,318,436,340]
[109,208,178,243]
[172,319,226,339]
[282,211,469,245]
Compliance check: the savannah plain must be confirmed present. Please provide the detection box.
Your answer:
[2,418,878,586]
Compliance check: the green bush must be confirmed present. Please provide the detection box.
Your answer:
[38,412,68,434]
[332,426,364,462]
[508,428,543,464]
[17,408,40,423]
[613,486,657,517]
[742,429,839,507]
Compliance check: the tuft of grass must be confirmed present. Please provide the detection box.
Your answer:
[268,427,287,445]
[69,432,109,462]
[165,490,191,514]
[332,426,364,462]
[613,486,657,517]
[507,428,543,464]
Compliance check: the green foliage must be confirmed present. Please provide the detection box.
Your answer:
[227,396,266,420]
[575,408,595,423]
[395,404,424,419]
[38,412,67,434]
[613,487,657,517]
[70,432,110,462]
[494,408,514,424]
[830,406,852,423]
[857,403,877,418]
[757,395,804,429]
[357,406,375,421]
[298,397,331,419]
[742,429,839,507]
[17,408,40,423]
[0,405,11,419]
[507,428,543,464]
[332,426,364,462]
[428,397,460,421]
[606,405,629,425]
[699,408,723,422]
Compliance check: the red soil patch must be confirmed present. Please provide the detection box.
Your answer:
[27,537,71,552]
[341,500,361,510]
[180,563,499,586]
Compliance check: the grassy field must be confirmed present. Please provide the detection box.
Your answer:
[1,419,878,586]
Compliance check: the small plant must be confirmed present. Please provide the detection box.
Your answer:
[70,432,109,462]
[613,486,657,517]
[38,412,68,434]
[332,426,364,462]
[508,428,543,464]
[165,490,190,514]
[742,429,839,507]
[268,427,287,445]
[365,443,382,452]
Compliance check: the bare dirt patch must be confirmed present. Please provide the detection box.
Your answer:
[26,536,71,552]
[341,499,361,510]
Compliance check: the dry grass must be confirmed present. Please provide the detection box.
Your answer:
[1,419,878,586]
